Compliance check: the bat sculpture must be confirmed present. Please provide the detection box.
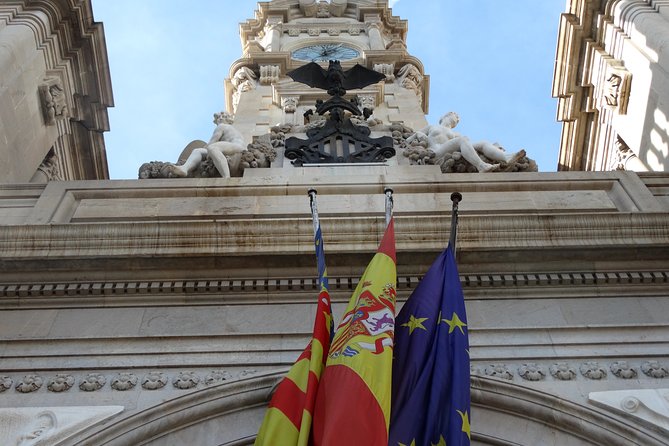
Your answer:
[288,60,386,97]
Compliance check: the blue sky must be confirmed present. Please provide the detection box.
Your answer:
[92,0,565,179]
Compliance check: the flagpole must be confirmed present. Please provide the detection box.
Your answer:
[449,192,462,254]
[384,188,394,227]
[308,188,320,236]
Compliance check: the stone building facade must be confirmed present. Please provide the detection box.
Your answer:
[0,1,668,445]
[554,0,669,172]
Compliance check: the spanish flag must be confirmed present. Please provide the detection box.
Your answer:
[255,224,333,446]
[313,219,396,446]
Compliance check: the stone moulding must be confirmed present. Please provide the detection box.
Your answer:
[0,271,667,305]
[66,371,668,446]
[0,213,667,259]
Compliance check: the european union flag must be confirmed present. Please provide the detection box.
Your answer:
[389,245,471,446]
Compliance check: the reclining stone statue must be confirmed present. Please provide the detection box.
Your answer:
[406,112,527,172]
[162,112,247,178]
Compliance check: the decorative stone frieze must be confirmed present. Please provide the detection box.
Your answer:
[348,26,362,36]
[2,271,669,301]
[308,28,320,36]
[0,376,12,392]
[142,372,168,390]
[610,361,637,380]
[259,65,281,85]
[327,28,340,36]
[79,373,106,392]
[16,375,43,393]
[642,361,669,379]
[484,364,513,380]
[518,363,547,382]
[550,363,577,381]
[111,373,138,391]
[34,149,62,182]
[581,362,607,380]
[47,374,75,393]
[288,28,301,37]
[173,372,200,390]
[39,78,68,126]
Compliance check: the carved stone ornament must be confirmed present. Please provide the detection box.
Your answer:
[550,363,577,381]
[16,375,43,393]
[518,363,547,382]
[47,374,75,393]
[348,26,362,36]
[282,96,300,113]
[397,64,423,100]
[239,369,259,378]
[317,1,331,18]
[601,64,631,114]
[35,148,62,182]
[580,361,607,380]
[327,28,340,36]
[259,64,281,85]
[373,63,395,83]
[589,389,669,432]
[111,373,138,391]
[470,365,481,376]
[39,78,68,126]
[642,361,669,379]
[484,364,513,380]
[308,28,320,36]
[610,361,638,380]
[173,371,200,390]
[79,373,106,391]
[356,94,376,111]
[231,66,257,112]
[288,28,301,37]
[205,370,233,385]
[142,371,168,390]
[0,376,12,392]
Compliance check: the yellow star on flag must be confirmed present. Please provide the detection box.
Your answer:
[442,312,467,335]
[431,435,447,446]
[399,440,416,446]
[457,409,471,440]
[401,315,429,335]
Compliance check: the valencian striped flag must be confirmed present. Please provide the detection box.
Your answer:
[254,224,333,446]
[389,244,471,446]
[313,219,397,446]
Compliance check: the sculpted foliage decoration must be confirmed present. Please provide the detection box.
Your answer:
[16,375,43,393]
[111,373,138,391]
[47,374,75,393]
[80,373,106,391]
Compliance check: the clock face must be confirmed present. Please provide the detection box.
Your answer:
[291,44,360,62]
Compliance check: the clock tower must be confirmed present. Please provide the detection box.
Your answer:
[225,0,429,154]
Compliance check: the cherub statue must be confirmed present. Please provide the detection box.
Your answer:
[406,112,526,172]
[163,112,246,178]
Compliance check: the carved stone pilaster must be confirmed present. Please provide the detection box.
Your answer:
[259,65,281,85]
[39,78,68,126]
